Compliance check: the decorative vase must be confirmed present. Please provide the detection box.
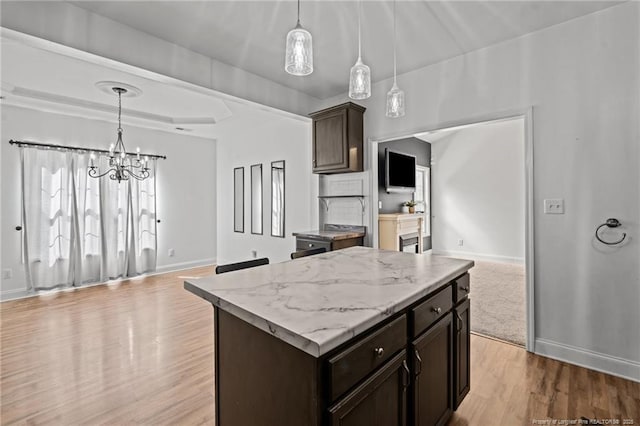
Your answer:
[401,206,409,213]
[409,206,415,214]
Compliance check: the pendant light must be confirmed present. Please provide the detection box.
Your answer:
[386,0,405,118]
[285,0,313,76]
[348,0,371,100]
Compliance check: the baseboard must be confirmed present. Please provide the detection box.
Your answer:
[154,258,216,274]
[431,249,524,265]
[535,338,640,383]
[0,258,216,303]
[0,288,32,302]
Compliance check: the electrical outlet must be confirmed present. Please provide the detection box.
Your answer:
[168,248,175,257]
[251,250,258,259]
[544,199,565,214]
[457,239,464,247]
[2,269,12,279]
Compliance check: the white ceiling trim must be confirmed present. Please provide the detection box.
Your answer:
[7,86,221,126]
[0,27,311,124]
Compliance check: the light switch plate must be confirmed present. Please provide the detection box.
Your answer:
[544,199,564,214]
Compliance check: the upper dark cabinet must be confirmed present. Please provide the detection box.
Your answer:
[309,102,365,174]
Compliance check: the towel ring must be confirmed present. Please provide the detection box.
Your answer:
[595,218,627,245]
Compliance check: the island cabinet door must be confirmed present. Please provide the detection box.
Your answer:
[454,298,471,409]
[329,350,410,426]
[411,314,453,426]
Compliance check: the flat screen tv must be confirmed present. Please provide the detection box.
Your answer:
[385,148,416,193]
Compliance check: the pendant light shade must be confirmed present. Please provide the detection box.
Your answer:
[386,0,405,117]
[349,58,371,100]
[349,0,371,99]
[285,0,313,76]
[386,82,405,118]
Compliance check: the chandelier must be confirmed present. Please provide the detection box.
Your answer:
[88,87,150,183]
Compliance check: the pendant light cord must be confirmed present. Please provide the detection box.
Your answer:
[357,0,362,59]
[117,90,122,132]
[393,0,397,84]
[297,0,301,25]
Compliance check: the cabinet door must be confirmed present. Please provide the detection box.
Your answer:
[411,314,453,426]
[329,351,409,426]
[454,298,471,408]
[313,108,348,172]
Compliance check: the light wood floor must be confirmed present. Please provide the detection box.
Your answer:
[1,267,638,425]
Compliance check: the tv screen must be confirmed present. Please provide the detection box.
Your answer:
[385,149,416,193]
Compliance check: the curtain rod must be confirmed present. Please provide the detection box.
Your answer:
[8,139,167,160]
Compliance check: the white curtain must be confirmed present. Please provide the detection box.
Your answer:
[21,147,157,291]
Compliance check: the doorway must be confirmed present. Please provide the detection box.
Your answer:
[369,110,534,351]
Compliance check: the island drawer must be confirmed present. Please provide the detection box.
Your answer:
[412,285,453,337]
[327,314,407,401]
[296,237,332,251]
[453,273,470,304]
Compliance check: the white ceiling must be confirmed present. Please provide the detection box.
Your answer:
[0,35,306,140]
[70,0,622,100]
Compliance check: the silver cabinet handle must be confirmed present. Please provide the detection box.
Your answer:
[402,360,410,388]
[461,286,470,292]
[431,307,442,314]
[308,243,313,248]
[374,347,384,358]
[414,348,422,376]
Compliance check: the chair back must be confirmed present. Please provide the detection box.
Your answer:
[215,257,269,274]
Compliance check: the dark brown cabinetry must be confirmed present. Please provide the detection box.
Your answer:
[309,102,365,174]
[411,315,453,426]
[212,273,470,426]
[454,297,471,408]
[329,351,409,426]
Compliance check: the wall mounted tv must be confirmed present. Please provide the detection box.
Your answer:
[385,148,416,193]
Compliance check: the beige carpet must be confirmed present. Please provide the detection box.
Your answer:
[468,260,526,346]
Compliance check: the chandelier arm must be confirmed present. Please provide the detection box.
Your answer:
[88,166,118,179]
[120,166,150,181]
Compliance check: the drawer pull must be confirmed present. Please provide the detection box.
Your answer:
[308,243,314,248]
[431,307,442,315]
[460,286,469,292]
[374,347,385,358]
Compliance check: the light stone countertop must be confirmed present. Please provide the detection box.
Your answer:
[291,229,366,241]
[184,246,473,358]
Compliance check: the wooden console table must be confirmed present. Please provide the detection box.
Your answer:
[378,213,424,253]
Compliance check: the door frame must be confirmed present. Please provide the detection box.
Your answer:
[369,107,535,352]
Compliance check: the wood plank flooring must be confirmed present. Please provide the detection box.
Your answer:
[1,267,638,425]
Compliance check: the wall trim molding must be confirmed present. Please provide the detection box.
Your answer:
[0,258,216,303]
[535,338,640,383]
[431,249,524,265]
[369,106,535,352]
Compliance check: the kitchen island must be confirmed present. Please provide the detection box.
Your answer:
[184,246,473,426]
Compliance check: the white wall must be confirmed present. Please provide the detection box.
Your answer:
[214,110,316,265]
[431,119,525,263]
[0,1,318,116]
[1,105,216,297]
[315,3,640,380]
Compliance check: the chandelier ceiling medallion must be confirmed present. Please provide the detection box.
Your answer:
[348,0,371,100]
[386,0,405,118]
[88,87,150,183]
[285,0,313,76]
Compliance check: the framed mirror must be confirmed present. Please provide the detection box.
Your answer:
[234,167,244,233]
[271,161,285,237]
[251,164,263,235]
